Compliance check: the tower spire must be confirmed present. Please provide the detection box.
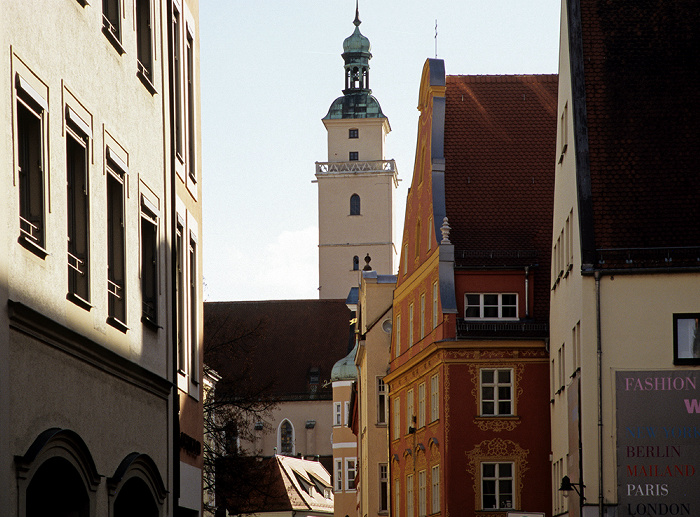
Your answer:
[354,0,360,27]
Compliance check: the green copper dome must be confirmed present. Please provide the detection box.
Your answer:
[331,343,358,382]
[343,24,370,54]
[323,93,385,120]
[323,3,386,120]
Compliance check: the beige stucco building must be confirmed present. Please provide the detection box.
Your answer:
[315,9,398,301]
[0,0,204,515]
[354,270,394,517]
[549,2,700,517]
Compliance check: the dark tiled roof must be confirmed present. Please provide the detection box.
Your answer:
[443,75,558,320]
[204,300,354,400]
[576,0,700,264]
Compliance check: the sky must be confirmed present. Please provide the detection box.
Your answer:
[200,1,562,302]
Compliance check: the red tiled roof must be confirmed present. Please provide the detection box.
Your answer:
[443,75,558,319]
[204,300,353,400]
[577,0,700,258]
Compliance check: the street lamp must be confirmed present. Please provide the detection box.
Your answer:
[559,475,585,501]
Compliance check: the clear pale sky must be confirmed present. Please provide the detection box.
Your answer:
[200,1,561,302]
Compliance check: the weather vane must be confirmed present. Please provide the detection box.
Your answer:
[435,19,438,58]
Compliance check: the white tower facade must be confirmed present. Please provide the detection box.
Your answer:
[315,9,398,300]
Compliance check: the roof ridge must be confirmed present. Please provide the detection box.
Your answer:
[446,74,558,83]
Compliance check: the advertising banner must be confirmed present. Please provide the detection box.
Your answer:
[616,370,700,516]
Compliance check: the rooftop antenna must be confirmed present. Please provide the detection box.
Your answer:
[435,19,438,58]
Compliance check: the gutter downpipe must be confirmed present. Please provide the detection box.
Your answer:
[595,270,603,517]
[524,266,530,318]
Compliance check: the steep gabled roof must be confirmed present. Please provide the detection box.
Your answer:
[204,300,353,400]
[444,74,558,257]
[570,0,700,268]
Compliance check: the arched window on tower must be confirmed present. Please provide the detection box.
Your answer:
[279,419,294,456]
[353,256,359,270]
[350,194,361,215]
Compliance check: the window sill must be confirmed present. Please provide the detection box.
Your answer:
[102,24,125,55]
[107,316,129,333]
[475,415,519,421]
[375,422,388,428]
[67,292,92,311]
[137,67,158,95]
[141,315,160,331]
[18,235,48,259]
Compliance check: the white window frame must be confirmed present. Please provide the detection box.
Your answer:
[417,382,426,428]
[420,293,425,339]
[432,281,438,329]
[407,473,414,517]
[334,402,342,426]
[480,368,514,416]
[395,478,401,517]
[277,419,295,456]
[464,293,518,320]
[345,457,357,491]
[406,388,414,433]
[393,397,400,440]
[395,313,401,357]
[418,469,427,517]
[344,400,350,427]
[409,303,414,346]
[335,459,343,492]
[377,378,387,425]
[430,373,439,422]
[379,463,388,511]
[431,465,440,514]
[481,462,514,510]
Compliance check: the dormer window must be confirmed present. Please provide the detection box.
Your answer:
[465,293,517,320]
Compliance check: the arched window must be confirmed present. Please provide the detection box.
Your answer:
[350,194,361,215]
[114,478,158,517]
[27,457,90,517]
[279,420,294,456]
[353,256,359,270]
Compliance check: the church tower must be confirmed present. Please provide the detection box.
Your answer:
[315,5,398,300]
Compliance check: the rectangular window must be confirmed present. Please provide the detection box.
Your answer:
[481,369,513,416]
[403,244,408,275]
[345,458,356,491]
[189,233,199,383]
[379,464,388,511]
[395,314,401,358]
[482,462,514,510]
[377,378,387,424]
[465,293,517,319]
[344,400,350,427]
[349,128,358,138]
[431,465,440,514]
[176,220,185,372]
[395,479,401,517]
[16,84,46,252]
[335,459,343,492]
[107,156,126,329]
[136,0,154,85]
[559,344,566,390]
[432,281,438,329]
[417,382,426,428]
[558,102,568,163]
[430,373,439,422]
[406,388,414,433]
[186,30,196,181]
[334,401,342,426]
[349,151,359,161]
[409,303,414,346]
[427,217,432,251]
[141,198,158,325]
[102,0,123,51]
[172,7,183,158]
[420,293,425,339]
[393,397,400,440]
[407,473,414,517]
[674,313,700,364]
[66,128,90,305]
[418,470,426,517]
